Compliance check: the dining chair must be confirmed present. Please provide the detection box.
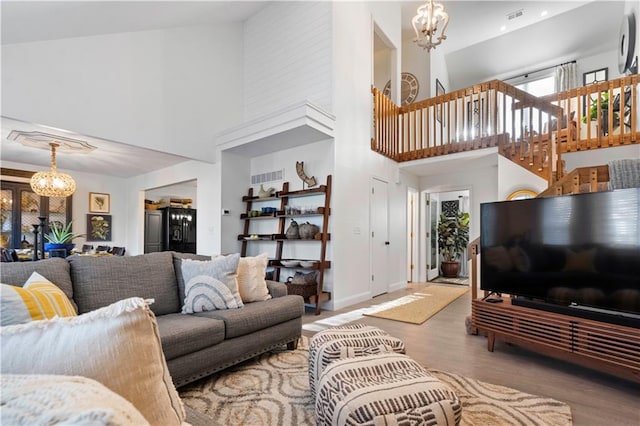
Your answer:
[111,247,126,256]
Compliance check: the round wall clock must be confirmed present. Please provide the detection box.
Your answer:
[618,12,637,73]
[382,72,419,105]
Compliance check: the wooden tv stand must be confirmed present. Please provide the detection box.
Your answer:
[472,298,640,382]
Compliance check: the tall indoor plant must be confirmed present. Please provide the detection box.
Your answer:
[437,211,470,278]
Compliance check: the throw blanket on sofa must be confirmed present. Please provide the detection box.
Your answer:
[608,159,640,190]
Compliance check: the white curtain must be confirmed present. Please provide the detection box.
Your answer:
[554,62,578,92]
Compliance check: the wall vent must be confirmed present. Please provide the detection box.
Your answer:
[251,169,284,185]
[507,9,524,20]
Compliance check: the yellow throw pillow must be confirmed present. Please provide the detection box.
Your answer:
[0,272,77,326]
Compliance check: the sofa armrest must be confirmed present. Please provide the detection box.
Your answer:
[266,280,288,298]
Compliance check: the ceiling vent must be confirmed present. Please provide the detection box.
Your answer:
[507,9,524,20]
[251,169,284,185]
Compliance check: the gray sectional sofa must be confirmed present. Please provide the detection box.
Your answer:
[1,251,304,387]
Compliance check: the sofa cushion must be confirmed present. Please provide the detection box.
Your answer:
[1,374,149,426]
[69,251,180,315]
[172,252,212,305]
[0,297,184,426]
[237,253,271,303]
[1,272,77,326]
[181,254,243,313]
[0,258,76,311]
[156,313,225,360]
[195,295,304,339]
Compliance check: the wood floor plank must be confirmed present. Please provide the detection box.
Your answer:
[302,283,640,426]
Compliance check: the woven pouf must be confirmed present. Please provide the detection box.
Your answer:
[308,324,406,399]
[316,352,462,426]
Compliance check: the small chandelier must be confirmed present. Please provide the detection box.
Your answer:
[30,142,76,197]
[412,0,449,52]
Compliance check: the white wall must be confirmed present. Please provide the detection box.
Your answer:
[430,48,450,98]
[219,151,251,255]
[402,38,431,102]
[497,155,548,200]
[420,161,499,244]
[130,160,219,256]
[145,183,197,209]
[2,24,244,162]
[1,160,128,250]
[373,46,392,93]
[329,1,406,310]
[243,1,332,121]
[563,145,640,171]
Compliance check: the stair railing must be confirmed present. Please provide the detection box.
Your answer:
[373,74,639,185]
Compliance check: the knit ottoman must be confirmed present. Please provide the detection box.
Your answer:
[308,324,406,398]
[315,353,462,426]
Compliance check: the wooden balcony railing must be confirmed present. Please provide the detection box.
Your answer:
[372,74,640,184]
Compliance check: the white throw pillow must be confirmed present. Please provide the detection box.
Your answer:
[1,374,149,426]
[237,253,272,303]
[0,297,184,426]
[181,253,243,313]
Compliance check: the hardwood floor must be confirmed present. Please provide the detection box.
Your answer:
[302,283,640,426]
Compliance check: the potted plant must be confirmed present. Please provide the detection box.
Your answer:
[437,211,470,278]
[43,221,84,255]
[581,92,619,136]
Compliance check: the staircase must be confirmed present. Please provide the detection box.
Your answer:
[372,74,640,187]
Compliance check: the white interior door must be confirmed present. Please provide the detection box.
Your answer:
[371,178,389,297]
[407,188,419,282]
[426,192,441,281]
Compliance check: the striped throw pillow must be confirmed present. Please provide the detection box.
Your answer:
[1,272,77,326]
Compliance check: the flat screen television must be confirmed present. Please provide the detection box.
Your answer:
[480,188,640,327]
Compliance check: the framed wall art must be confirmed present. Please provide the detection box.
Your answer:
[86,214,112,241]
[89,192,110,213]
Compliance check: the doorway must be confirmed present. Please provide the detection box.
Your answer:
[421,188,471,284]
[370,177,389,297]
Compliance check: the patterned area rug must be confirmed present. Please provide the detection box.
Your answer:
[179,337,573,426]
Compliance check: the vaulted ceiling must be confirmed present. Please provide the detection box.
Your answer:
[1,1,625,177]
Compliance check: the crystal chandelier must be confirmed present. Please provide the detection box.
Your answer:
[30,142,76,197]
[412,0,449,51]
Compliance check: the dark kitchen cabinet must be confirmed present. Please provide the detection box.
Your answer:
[144,209,163,253]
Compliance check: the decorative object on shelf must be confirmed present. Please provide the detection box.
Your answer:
[30,142,76,197]
[144,199,160,210]
[288,270,317,285]
[261,207,277,214]
[86,214,112,242]
[382,73,420,106]
[89,192,110,213]
[412,0,449,52]
[249,210,261,217]
[298,222,319,240]
[285,219,299,239]
[258,184,275,198]
[437,211,470,278]
[295,161,317,188]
